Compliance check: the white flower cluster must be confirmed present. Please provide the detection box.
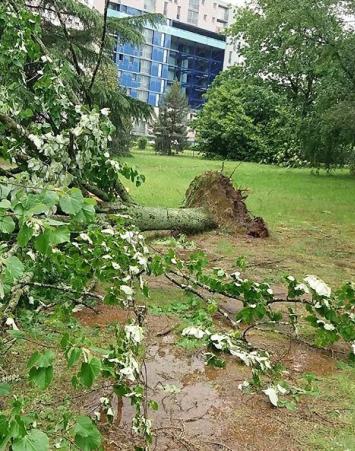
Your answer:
[181,327,272,372]
[304,275,331,298]
[125,324,144,344]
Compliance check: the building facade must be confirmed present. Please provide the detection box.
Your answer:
[94,0,234,109]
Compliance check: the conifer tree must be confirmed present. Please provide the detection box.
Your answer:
[153,81,189,155]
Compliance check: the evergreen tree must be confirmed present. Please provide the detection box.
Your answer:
[25,0,162,153]
[153,82,189,155]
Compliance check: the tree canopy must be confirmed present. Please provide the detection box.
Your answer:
[193,68,301,165]
[196,0,355,170]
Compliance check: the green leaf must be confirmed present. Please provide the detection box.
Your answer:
[0,216,15,234]
[50,227,70,246]
[148,400,159,411]
[0,383,11,396]
[27,203,48,217]
[12,429,49,451]
[28,351,55,390]
[78,358,101,388]
[74,198,96,223]
[59,189,84,215]
[0,199,11,209]
[29,366,53,390]
[28,350,55,368]
[4,256,24,283]
[17,224,34,247]
[67,348,82,368]
[74,416,101,451]
[34,229,51,254]
[34,227,69,254]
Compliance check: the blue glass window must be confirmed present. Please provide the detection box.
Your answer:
[150,62,159,77]
[149,77,162,93]
[152,47,164,62]
[153,31,162,46]
[148,93,157,106]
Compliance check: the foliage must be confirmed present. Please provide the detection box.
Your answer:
[137,136,148,151]
[227,0,355,171]
[152,81,189,155]
[193,68,304,165]
[0,2,153,448]
[0,2,354,449]
[26,0,163,154]
[148,247,355,401]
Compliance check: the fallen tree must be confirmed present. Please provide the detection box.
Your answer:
[97,171,269,236]
[0,1,268,239]
[0,4,354,451]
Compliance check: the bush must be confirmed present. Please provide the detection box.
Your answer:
[137,136,148,150]
[193,68,300,165]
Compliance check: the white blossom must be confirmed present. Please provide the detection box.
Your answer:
[102,228,115,236]
[276,384,288,395]
[317,320,336,331]
[304,275,331,298]
[79,233,93,245]
[182,326,207,339]
[125,324,143,344]
[129,265,140,275]
[100,108,110,116]
[238,381,250,391]
[210,334,233,349]
[137,255,148,268]
[120,285,133,297]
[263,386,278,407]
[120,366,136,381]
[295,283,310,294]
[5,317,19,330]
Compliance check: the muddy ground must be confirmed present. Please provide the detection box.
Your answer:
[75,303,343,451]
[73,230,354,450]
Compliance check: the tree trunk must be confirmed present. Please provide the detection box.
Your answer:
[101,171,268,237]
[125,205,216,233]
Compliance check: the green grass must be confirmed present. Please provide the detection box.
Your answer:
[305,363,355,450]
[124,150,355,232]
[124,150,355,286]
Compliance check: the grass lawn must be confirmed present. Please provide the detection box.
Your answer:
[125,149,355,230]
[124,150,355,286]
[2,151,354,450]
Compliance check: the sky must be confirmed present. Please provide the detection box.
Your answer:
[228,0,246,5]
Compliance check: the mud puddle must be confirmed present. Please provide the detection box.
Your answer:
[76,307,338,450]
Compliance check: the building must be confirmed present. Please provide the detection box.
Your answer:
[93,0,234,110]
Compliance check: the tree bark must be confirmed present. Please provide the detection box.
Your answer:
[98,171,268,236]
[124,206,216,233]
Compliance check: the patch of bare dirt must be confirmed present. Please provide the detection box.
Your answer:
[74,304,132,327]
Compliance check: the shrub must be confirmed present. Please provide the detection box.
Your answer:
[137,136,148,150]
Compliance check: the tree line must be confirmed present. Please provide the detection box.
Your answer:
[153,0,355,174]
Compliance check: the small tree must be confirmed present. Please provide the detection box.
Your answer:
[137,136,148,150]
[152,82,189,155]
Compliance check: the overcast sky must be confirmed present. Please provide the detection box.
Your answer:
[228,0,246,6]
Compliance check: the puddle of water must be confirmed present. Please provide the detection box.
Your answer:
[75,308,336,450]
